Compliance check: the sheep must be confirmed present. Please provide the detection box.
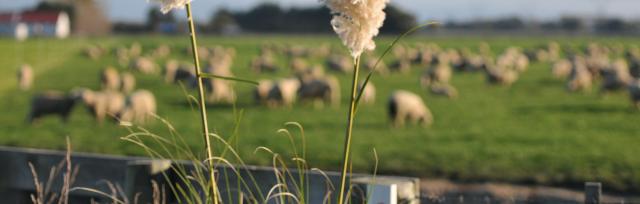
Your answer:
[84,45,105,60]
[364,56,389,76]
[129,42,142,58]
[298,76,341,107]
[599,59,633,94]
[629,80,640,109]
[295,64,325,83]
[268,78,301,107]
[429,83,458,99]
[26,91,79,124]
[120,72,136,94]
[251,53,278,73]
[486,66,519,86]
[152,44,171,58]
[567,57,593,93]
[163,60,180,83]
[17,64,33,91]
[130,57,157,74]
[421,63,452,88]
[388,90,433,127]
[100,67,120,91]
[358,81,376,105]
[77,89,126,123]
[120,90,157,124]
[327,55,352,73]
[116,47,130,66]
[389,59,411,74]
[205,79,236,104]
[552,59,572,79]
[289,58,308,74]
[254,80,275,105]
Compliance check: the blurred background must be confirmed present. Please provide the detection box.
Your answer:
[2,0,640,203]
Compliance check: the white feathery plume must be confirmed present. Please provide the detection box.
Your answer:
[324,0,389,58]
[148,0,193,14]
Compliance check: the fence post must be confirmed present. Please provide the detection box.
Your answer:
[585,182,601,204]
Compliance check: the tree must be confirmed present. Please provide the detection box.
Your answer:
[209,8,239,34]
[147,7,176,31]
[380,4,417,34]
[234,3,285,32]
[559,16,584,32]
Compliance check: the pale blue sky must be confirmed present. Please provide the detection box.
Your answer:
[2,0,640,23]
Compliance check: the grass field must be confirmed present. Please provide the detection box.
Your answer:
[1,35,639,193]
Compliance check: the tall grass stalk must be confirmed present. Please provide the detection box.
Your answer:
[337,56,361,204]
[184,3,219,203]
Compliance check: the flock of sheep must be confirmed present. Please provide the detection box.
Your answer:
[17,40,640,127]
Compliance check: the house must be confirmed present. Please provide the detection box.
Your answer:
[0,11,71,40]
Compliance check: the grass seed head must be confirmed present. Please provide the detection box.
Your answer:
[323,0,389,58]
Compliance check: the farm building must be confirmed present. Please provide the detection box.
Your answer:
[0,11,71,40]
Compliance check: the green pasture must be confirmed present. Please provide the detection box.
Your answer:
[1,35,639,192]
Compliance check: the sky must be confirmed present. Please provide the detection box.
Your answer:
[2,0,640,23]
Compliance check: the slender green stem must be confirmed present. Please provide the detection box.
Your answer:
[337,56,361,204]
[185,3,219,204]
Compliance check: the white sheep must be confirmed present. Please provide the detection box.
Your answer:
[552,59,572,79]
[268,78,301,107]
[254,79,275,105]
[567,57,593,93]
[120,72,136,94]
[100,67,120,91]
[429,83,458,99]
[130,57,157,74]
[77,89,126,123]
[326,55,352,73]
[388,90,433,127]
[17,64,33,91]
[358,81,376,105]
[120,90,157,124]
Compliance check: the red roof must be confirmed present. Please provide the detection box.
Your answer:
[0,11,62,24]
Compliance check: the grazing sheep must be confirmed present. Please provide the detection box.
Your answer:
[429,83,458,99]
[100,67,120,91]
[268,78,301,107]
[600,59,633,94]
[295,64,325,83]
[84,45,105,60]
[130,57,157,74]
[27,91,79,123]
[120,72,136,93]
[163,60,180,83]
[152,44,171,58]
[205,79,236,104]
[129,42,142,58]
[120,90,157,124]
[364,56,389,76]
[388,90,432,127]
[389,59,411,74]
[289,58,308,73]
[629,80,640,109]
[552,59,572,79]
[78,89,126,123]
[421,63,452,88]
[358,81,376,105]
[116,47,130,66]
[327,55,352,73]
[567,57,593,93]
[251,53,278,73]
[17,64,33,91]
[254,80,275,105]
[486,66,519,86]
[298,76,341,107]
